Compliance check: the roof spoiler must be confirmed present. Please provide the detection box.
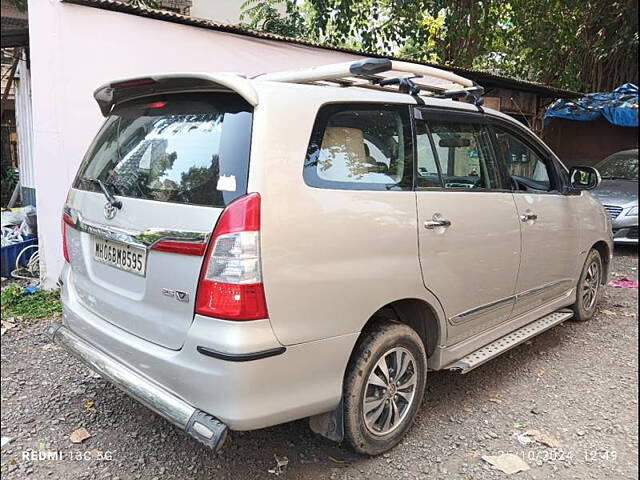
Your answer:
[93,73,259,116]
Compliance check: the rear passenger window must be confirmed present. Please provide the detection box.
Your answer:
[494,128,552,191]
[428,121,503,190]
[304,104,413,190]
[415,121,443,188]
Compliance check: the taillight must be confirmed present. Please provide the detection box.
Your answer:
[62,210,73,263]
[195,193,268,320]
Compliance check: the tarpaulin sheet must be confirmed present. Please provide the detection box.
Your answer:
[544,83,638,127]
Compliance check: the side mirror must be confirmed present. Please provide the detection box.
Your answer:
[569,166,601,191]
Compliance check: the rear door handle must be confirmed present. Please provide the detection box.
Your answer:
[520,213,538,222]
[424,214,452,229]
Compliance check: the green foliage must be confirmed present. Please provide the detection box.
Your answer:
[0,168,18,207]
[239,0,638,92]
[1,284,63,319]
[8,0,27,12]
[240,0,308,37]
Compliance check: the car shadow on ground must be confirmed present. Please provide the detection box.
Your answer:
[83,300,584,460]
[614,244,638,258]
[69,245,636,477]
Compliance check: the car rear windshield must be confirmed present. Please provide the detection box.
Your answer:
[74,93,253,207]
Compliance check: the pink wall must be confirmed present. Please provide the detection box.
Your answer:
[28,0,363,286]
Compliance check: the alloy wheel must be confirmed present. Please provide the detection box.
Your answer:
[582,259,601,311]
[362,347,418,436]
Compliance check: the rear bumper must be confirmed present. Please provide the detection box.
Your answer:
[49,324,228,450]
[58,267,357,431]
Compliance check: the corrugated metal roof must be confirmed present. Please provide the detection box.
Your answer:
[62,0,581,98]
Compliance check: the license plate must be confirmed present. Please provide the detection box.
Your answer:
[93,238,147,276]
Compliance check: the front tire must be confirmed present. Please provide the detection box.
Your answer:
[343,322,426,455]
[571,249,603,322]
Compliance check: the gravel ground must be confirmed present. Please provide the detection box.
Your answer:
[1,247,638,479]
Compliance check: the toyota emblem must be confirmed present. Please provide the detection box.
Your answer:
[104,202,118,220]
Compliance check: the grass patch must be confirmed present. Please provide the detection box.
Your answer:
[1,284,62,319]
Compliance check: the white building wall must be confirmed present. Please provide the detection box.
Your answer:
[27,0,362,287]
[190,0,244,24]
[189,0,286,24]
[15,59,35,191]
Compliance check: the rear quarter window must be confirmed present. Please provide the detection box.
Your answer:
[74,93,253,207]
[304,103,413,191]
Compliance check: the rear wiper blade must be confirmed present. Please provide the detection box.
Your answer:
[86,178,122,209]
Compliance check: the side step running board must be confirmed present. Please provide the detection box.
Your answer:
[445,310,574,374]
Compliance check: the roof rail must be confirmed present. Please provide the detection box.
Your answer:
[255,58,484,102]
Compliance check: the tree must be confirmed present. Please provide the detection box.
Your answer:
[240,0,308,37]
[239,0,638,92]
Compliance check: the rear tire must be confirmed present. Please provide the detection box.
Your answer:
[343,322,426,455]
[571,249,603,322]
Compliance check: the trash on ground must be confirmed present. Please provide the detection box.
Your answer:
[268,455,289,476]
[516,429,561,448]
[528,430,561,448]
[1,206,37,246]
[608,277,638,289]
[69,427,92,444]
[1,321,16,336]
[488,395,503,404]
[516,431,536,445]
[482,453,530,474]
[1,436,13,448]
[513,421,527,429]
[23,285,38,295]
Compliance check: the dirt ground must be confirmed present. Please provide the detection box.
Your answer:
[1,246,638,479]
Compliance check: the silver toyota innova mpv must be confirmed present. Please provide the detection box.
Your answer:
[52,58,613,455]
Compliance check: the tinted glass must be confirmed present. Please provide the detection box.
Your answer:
[304,104,413,190]
[428,122,501,189]
[494,129,551,191]
[415,121,443,187]
[74,93,253,207]
[596,154,638,180]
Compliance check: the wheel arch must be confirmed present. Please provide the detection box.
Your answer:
[308,297,445,443]
[310,297,443,443]
[591,240,611,283]
[359,297,444,359]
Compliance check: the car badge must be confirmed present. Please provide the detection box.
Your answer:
[104,202,118,220]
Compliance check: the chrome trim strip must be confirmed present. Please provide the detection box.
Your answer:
[49,324,230,451]
[49,324,194,428]
[515,279,573,300]
[64,206,209,250]
[449,278,575,325]
[450,296,515,325]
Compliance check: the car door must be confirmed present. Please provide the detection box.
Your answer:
[491,121,579,317]
[414,109,521,345]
